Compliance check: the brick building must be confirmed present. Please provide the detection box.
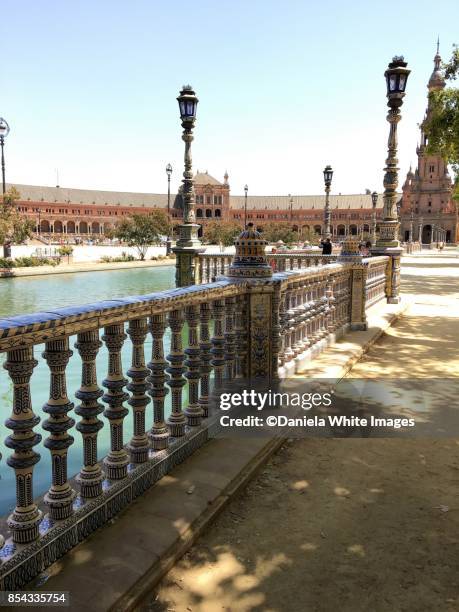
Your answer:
[9,170,383,243]
[400,44,458,244]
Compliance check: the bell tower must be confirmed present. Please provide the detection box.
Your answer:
[401,42,457,244]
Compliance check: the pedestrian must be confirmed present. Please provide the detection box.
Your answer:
[320,238,332,255]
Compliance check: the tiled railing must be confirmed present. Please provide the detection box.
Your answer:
[197,252,338,283]
[278,264,352,375]
[0,256,391,589]
[364,256,390,308]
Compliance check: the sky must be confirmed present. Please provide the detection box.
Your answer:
[2,0,458,197]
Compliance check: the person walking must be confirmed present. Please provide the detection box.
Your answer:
[320,237,332,255]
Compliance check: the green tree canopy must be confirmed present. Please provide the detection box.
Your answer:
[203,221,243,246]
[112,211,170,260]
[259,222,300,245]
[0,187,35,257]
[424,45,459,197]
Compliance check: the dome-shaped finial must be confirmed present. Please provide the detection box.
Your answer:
[428,38,445,91]
[228,223,272,278]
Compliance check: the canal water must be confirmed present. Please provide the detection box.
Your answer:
[0,265,177,516]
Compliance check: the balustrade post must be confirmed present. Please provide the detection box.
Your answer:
[283,287,295,362]
[211,299,226,391]
[126,318,151,463]
[75,330,105,498]
[42,338,76,520]
[166,309,187,436]
[350,263,368,330]
[148,313,170,450]
[234,296,248,378]
[4,347,43,543]
[198,303,212,417]
[224,297,236,380]
[102,323,129,479]
[184,304,203,426]
[326,276,336,333]
[271,285,282,381]
[385,253,401,304]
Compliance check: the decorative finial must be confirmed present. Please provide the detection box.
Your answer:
[437,36,440,55]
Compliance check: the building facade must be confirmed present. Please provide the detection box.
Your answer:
[400,45,458,244]
[9,171,383,243]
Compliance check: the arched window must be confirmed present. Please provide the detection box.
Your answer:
[196,208,203,218]
[205,209,212,218]
[214,209,221,217]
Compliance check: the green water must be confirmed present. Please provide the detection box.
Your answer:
[0,266,176,516]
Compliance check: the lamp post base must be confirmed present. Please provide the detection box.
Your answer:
[173,223,203,287]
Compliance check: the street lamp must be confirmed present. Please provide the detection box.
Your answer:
[289,193,293,224]
[371,191,378,245]
[0,117,10,195]
[173,85,202,288]
[375,56,410,249]
[165,163,172,255]
[323,165,333,239]
[244,184,248,229]
[418,216,423,245]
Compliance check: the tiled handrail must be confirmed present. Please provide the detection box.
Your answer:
[363,256,390,308]
[0,280,246,589]
[197,252,339,283]
[0,256,391,588]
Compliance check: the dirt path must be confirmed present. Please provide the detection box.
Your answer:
[139,252,459,612]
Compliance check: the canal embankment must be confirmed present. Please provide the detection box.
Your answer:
[0,257,175,278]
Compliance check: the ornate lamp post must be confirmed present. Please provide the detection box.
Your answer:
[0,118,11,257]
[244,184,248,229]
[373,56,410,303]
[371,191,378,245]
[173,86,202,287]
[0,117,10,195]
[375,57,410,248]
[418,216,423,245]
[165,163,172,255]
[323,165,333,239]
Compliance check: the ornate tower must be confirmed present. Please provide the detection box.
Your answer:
[401,42,457,244]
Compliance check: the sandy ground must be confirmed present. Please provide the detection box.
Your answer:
[139,252,459,612]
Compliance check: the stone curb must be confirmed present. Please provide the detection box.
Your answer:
[110,437,284,612]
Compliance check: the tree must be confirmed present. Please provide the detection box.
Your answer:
[203,221,243,246]
[258,222,300,245]
[57,245,74,263]
[424,45,459,198]
[112,211,170,260]
[0,187,35,258]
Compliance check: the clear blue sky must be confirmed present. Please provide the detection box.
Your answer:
[2,0,458,196]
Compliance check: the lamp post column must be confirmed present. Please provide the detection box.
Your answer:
[166,163,172,255]
[0,118,11,258]
[409,207,413,243]
[173,86,202,287]
[371,191,378,245]
[244,184,248,229]
[372,56,410,303]
[322,166,333,239]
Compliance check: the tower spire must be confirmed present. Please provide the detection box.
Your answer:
[428,39,445,91]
